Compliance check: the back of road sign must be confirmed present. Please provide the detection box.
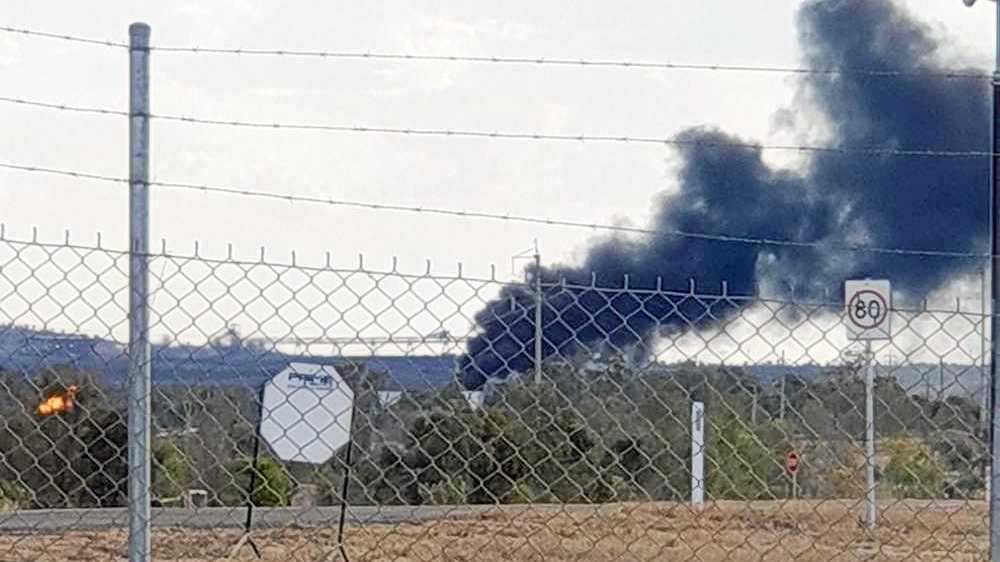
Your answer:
[259,363,354,464]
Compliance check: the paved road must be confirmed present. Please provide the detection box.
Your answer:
[0,499,976,535]
[0,505,489,534]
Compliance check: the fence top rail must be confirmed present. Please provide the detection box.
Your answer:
[541,279,987,317]
[0,227,988,317]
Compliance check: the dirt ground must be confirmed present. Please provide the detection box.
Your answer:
[0,500,989,562]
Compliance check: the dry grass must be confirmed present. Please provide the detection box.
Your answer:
[1,500,988,562]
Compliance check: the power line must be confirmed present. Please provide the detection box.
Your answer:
[1,24,990,81]
[0,160,989,260]
[1,94,995,159]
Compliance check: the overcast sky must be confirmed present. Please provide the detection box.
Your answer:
[2,1,993,282]
[1,1,996,371]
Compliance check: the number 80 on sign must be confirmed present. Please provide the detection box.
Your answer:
[844,279,891,341]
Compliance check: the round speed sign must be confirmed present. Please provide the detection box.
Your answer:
[848,290,887,330]
[844,280,891,340]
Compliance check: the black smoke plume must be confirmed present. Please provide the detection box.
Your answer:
[462,0,989,387]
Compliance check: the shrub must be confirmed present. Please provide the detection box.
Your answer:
[508,479,556,504]
[153,438,192,501]
[224,455,294,507]
[0,481,30,510]
[885,438,946,499]
[419,476,470,505]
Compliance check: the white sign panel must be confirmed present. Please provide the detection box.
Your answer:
[844,279,891,340]
[462,390,485,410]
[259,363,354,464]
[376,390,403,409]
[691,401,705,509]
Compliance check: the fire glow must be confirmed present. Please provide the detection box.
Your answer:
[36,385,78,416]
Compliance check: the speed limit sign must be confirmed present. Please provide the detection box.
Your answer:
[844,279,891,340]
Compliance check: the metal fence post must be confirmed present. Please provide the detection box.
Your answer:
[865,341,876,530]
[533,243,543,385]
[988,4,1000,560]
[127,21,152,562]
[984,265,992,505]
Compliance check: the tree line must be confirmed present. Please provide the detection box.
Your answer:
[0,356,984,510]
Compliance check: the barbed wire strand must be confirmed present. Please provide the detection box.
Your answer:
[1,95,995,159]
[1,25,990,81]
[148,48,990,81]
[0,96,128,117]
[0,25,128,48]
[0,161,989,260]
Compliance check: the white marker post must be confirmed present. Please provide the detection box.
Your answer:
[691,401,705,509]
[844,279,891,531]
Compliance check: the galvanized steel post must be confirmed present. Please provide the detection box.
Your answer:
[127,22,152,562]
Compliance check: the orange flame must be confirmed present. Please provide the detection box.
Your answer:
[36,385,78,416]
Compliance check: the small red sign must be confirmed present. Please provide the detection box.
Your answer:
[786,452,799,475]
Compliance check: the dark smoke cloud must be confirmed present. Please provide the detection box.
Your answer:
[794,0,989,296]
[461,0,989,387]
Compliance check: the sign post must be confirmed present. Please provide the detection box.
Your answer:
[844,280,891,531]
[786,451,799,500]
[691,401,705,509]
[231,384,267,559]
[231,363,357,559]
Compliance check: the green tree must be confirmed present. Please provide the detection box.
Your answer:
[707,416,785,500]
[0,367,126,508]
[153,438,192,502]
[929,429,985,498]
[75,409,128,507]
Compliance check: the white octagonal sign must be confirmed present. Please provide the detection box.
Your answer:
[260,363,354,464]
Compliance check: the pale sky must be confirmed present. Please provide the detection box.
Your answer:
[2,1,993,280]
[0,1,996,362]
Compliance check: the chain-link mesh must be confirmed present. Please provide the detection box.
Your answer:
[0,235,992,561]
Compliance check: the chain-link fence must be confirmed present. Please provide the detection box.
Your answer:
[0,234,992,561]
